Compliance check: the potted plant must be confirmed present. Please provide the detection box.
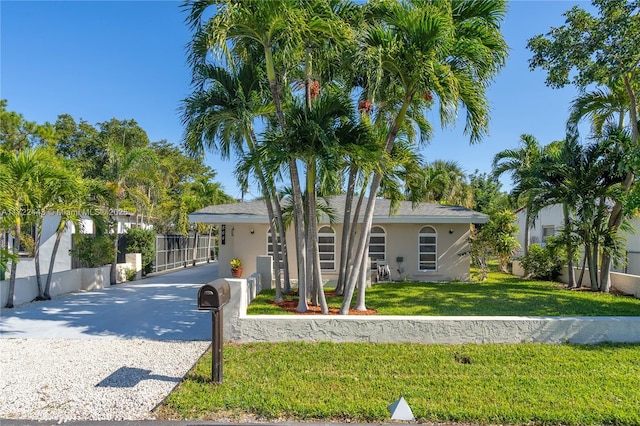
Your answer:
[230,258,243,278]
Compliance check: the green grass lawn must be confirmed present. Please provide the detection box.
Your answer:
[157,342,640,425]
[247,271,640,316]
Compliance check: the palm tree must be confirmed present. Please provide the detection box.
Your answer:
[419,160,473,208]
[341,1,507,314]
[567,79,632,137]
[492,134,547,257]
[184,0,353,309]
[566,77,639,292]
[0,148,67,308]
[43,177,105,300]
[257,88,367,313]
[181,61,291,301]
[185,0,312,299]
[28,154,83,300]
[102,135,159,285]
[339,0,508,313]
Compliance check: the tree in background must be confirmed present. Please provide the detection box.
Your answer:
[492,134,548,257]
[420,160,474,208]
[468,170,511,214]
[0,100,56,151]
[469,210,519,279]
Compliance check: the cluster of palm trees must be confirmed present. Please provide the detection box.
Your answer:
[521,0,640,292]
[181,0,508,313]
[0,102,233,308]
[493,90,639,292]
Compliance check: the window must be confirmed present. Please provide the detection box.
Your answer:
[542,226,555,244]
[369,226,386,270]
[267,229,284,269]
[318,226,335,271]
[418,226,437,271]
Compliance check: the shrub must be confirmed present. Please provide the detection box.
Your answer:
[519,237,566,281]
[125,227,156,275]
[124,268,137,281]
[71,234,114,267]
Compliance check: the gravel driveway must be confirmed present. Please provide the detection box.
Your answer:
[0,263,218,421]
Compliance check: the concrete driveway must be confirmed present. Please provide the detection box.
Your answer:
[0,262,219,340]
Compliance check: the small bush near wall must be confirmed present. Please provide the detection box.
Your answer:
[71,234,114,267]
[519,239,566,281]
[125,228,156,275]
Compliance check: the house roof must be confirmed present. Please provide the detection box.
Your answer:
[189,195,488,225]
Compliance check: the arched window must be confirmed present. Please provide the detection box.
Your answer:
[369,226,386,270]
[418,226,437,271]
[267,229,284,269]
[318,226,336,271]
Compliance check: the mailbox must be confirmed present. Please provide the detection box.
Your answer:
[197,280,231,384]
[197,281,230,311]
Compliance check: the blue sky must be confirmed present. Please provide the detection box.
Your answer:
[1,0,592,199]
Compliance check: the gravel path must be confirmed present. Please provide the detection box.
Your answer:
[0,338,210,421]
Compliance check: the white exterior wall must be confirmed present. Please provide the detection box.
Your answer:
[516,207,639,275]
[515,205,565,256]
[217,222,472,282]
[0,265,111,307]
[5,215,74,279]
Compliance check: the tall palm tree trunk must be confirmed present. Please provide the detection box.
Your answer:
[6,221,21,309]
[340,172,382,314]
[263,46,306,310]
[45,218,66,299]
[273,193,291,294]
[562,203,576,288]
[354,244,370,311]
[33,226,45,300]
[336,167,357,295]
[341,95,412,314]
[600,76,639,293]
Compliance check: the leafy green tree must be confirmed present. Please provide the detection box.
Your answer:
[485,209,520,273]
[53,114,103,178]
[0,100,56,151]
[528,0,640,292]
[468,170,510,214]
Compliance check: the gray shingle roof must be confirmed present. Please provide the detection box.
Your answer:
[189,195,488,224]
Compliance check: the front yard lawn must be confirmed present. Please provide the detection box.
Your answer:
[247,271,640,316]
[157,341,640,425]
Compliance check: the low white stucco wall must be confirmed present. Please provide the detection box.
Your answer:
[216,278,640,345]
[0,265,111,307]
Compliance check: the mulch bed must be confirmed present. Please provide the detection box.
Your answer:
[267,291,378,315]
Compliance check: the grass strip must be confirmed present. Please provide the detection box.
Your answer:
[157,342,640,425]
[248,271,640,316]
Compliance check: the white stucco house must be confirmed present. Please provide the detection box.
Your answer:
[515,205,640,275]
[189,195,488,282]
